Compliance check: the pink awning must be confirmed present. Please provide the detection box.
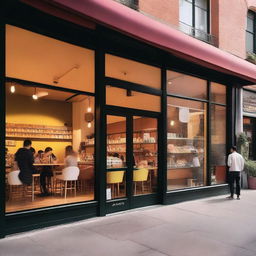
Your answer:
[22,0,256,84]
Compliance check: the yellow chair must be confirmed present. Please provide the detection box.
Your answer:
[107,171,125,198]
[133,168,149,195]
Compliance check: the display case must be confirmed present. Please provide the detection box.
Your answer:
[6,123,72,140]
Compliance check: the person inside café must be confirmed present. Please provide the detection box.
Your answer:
[39,147,57,196]
[64,145,78,167]
[15,139,35,185]
[34,150,44,164]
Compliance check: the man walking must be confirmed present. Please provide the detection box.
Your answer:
[227,146,244,200]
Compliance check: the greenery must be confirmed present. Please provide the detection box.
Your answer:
[237,133,249,160]
[246,52,256,64]
[244,160,256,177]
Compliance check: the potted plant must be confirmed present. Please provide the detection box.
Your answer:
[237,133,249,188]
[246,52,256,65]
[244,160,256,189]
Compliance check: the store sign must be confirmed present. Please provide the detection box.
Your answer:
[243,90,256,115]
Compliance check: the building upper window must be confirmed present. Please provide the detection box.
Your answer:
[246,11,256,53]
[179,0,210,43]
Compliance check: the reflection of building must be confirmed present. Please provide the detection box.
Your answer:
[1,0,256,238]
[243,88,256,160]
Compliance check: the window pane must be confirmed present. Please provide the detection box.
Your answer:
[210,105,226,185]
[6,83,95,212]
[167,70,207,99]
[195,7,208,32]
[106,115,127,200]
[179,0,193,26]
[167,97,207,190]
[246,32,254,53]
[211,82,226,104]
[133,117,158,195]
[247,16,254,33]
[195,0,207,9]
[106,87,160,112]
[105,54,161,89]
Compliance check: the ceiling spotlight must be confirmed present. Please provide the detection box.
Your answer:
[10,85,15,93]
[170,120,175,126]
[87,122,92,128]
[32,88,38,100]
[32,94,38,100]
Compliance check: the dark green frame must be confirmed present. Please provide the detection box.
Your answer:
[0,0,245,238]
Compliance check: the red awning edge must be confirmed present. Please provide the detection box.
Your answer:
[21,0,256,84]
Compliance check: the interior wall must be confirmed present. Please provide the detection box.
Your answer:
[105,54,161,89]
[6,94,72,161]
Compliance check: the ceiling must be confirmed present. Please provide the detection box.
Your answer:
[6,25,95,93]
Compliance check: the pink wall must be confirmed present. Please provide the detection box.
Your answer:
[139,0,179,27]
[138,0,256,59]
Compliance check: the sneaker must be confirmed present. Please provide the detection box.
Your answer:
[237,197,240,200]
[226,196,234,200]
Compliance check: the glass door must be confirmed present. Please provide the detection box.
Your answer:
[106,112,159,213]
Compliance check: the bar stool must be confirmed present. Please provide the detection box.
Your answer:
[107,171,125,197]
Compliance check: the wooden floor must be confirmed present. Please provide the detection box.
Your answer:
[6,192,94,213]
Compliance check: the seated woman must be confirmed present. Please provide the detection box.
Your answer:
[64,145,78,167]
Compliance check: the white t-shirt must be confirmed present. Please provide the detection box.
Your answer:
[227,152,244,172]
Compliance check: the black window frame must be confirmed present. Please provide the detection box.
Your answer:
[179,0,210,35]
[246,10,256,54]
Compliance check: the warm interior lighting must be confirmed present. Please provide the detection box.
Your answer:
[87,97,92,112]
[32,87,38,100]
[170,120,175,126]
[87,122,92,128]
[10,85,15,93]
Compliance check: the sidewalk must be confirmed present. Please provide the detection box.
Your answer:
[0,190,256,256]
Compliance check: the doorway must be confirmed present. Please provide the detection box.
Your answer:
[105,109,160,213]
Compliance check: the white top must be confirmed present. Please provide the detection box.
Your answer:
[65,155,78,167]
[227,152,244,172]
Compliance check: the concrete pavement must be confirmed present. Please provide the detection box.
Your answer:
[0,190,256,256]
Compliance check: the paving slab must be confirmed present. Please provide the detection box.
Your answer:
[0,190,255,256]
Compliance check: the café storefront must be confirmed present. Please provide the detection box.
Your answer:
[1,0,256,237]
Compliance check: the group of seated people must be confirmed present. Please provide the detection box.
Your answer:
[11,139,78,197]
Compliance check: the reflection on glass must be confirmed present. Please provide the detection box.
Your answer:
[5,84,95,213]
[133,117,158,195]
[210,105,226,184]
[167,70,207,99]
[106,115,126,200]
[167,97,207,190]
[243,117,255,160]
[211,82,226,104]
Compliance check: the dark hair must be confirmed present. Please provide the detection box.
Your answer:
[231,146,237,151]
[65,145,74,156]
[38,150,43,154]
[45,147,53,153]
[23,139,32,147]
[30,147,36,154]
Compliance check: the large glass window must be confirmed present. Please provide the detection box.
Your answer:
[167,70,207,100]
[210,105,227,185]
[167,97,207,190]
[5,25,95,213]
[246,11,255,53]
[243,117,256,160]
[211,82,226,104]
[179,0,209,41]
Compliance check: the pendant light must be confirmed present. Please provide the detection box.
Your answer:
[32,88,38,100]
[10,85,15,93]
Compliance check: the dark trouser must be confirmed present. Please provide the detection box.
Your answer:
[40,168,53,193]
[229,171,241,197]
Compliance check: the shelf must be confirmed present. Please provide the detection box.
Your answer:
[168,166,193,169]
[168,137,204,140]
[106,142,156,145]
[168,152,204,154]
[6,136,72,141]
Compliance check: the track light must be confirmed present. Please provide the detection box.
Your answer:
[10,85,15,93]
[32,88,38,100]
